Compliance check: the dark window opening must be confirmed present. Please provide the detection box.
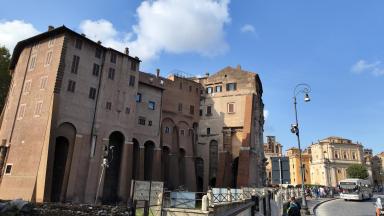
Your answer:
[136,93,142,102]
[206,106,212,116]
[67,80,76,92]
[129,75,136,86]
[92,63,100,76]
[226,83,237,91]
[75,39,82,49]
[106,102,112,110]
[108,68,115,80]
[148,101,156,110]
[71,55,80,74]
[89,87,97,100]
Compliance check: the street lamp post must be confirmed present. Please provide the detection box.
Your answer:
[291,83,311,215]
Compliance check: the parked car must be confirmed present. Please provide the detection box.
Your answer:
[376,197,384,216]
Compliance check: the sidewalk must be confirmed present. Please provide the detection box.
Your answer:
[306,197,337,215]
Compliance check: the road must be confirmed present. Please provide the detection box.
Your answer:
[315,195,383,216]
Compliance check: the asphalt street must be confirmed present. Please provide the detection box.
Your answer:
[315,194,384,216]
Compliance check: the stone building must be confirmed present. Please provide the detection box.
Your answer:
[194,66,265,190]
[0,26,141,203]
[0,26,266,203]
[263,136,283,185]
[309,136,372,187]
[372,152,384,187]
[286,147,311,185]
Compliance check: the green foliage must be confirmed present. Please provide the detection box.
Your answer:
[346,164,369,179]
[0,46,11,112]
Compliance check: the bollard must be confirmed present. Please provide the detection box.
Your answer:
[207,190,213,207]
[227,188,232,202]
[201,195,208,211]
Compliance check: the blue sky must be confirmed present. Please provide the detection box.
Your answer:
[1,0,383,154]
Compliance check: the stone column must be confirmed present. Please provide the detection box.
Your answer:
[152,148,162,181]
[118,141,133,203]
[168,153,179,189]
[65,134,84,202]
[139,145,145,180]
[185,155,196,191]
[237,147,251,187]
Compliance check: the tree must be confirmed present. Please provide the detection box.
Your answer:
[346,164,369,179]
[0,46,11,112]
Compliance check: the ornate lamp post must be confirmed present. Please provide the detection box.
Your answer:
[291,83,311,215]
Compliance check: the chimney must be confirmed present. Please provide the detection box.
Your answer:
[97,41,102,45]
[125,47,129,55]
[48,25,54,31]
[81,33,86,37]
[156,68,160,77]
[205,72,210,77]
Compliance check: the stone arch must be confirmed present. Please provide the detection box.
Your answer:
[51,122,77,202]
[195,157,204,192]
[144,140,155,181]
[209,140,218,187]
[132,138,140,180]
[102,131,124,204]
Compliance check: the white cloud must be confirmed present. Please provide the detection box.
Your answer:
[240,24,255,33]
[0,20,40,52]
[263,110,269,120]
[79,0,231,61]
[351,60,384,76]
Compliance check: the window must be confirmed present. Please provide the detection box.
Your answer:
[138,117,146,125]
[352,152,356,160]
[196,87,199,93]
[125,107,130,114]
[95,48,102,58]
[18,104,26,119]
[92,64,100,76]
[75,39,82,49]
[190,105,194,115]
[106,102,112,110]
[227,103,235,113]
[343,152,347,159]
[226,83,237,91]
[40,76,48,90]
[89,87,97,100]
[206,106,212,116]
[165,127,170,133]
[136,93,142,102]
[24,80,32,94]
[215,85,222,92]
[5,164,12,175]
[129,75,136,86]
[180,129,185,136]
[48,39,55,48]
[110,53,117,63]
[108,68,115,80]
[131,61,137,71]
[34,101,43,116]
[148,101,156,110]
[29,55,37,70]
[207,128,211,135]
[178,103,182,112]
[199,109,203,116]
[206,87,213,94]
[45,51,53,66]
[148,120,152,126]
[71,55,80,74]
[67,80,76,92]
[189,86,192,92]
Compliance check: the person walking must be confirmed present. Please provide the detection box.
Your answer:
[287,196,301,216]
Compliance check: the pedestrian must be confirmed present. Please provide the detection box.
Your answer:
[287,196,301,216]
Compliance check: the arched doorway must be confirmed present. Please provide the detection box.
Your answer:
[209,140,218,187]
[51,122,76,202]
[232,157,239,188]
[144,141,155,181]
[51,136,70,202]
[195,157,204,192]
[132,139,140,180]
[102,131,124,204]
